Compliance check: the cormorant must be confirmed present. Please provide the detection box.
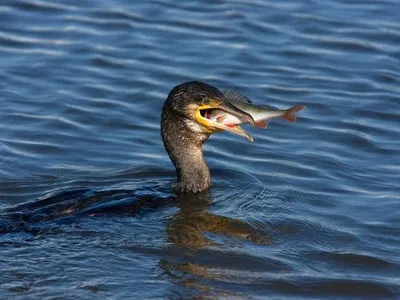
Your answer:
[161,81,254,194]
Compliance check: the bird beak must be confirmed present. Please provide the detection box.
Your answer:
[195,99,255,142]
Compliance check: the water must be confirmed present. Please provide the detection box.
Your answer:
[0,0,399,298]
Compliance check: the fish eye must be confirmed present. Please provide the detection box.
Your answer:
[203,98,211,105]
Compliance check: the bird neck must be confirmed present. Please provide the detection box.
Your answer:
[175,144,210,193]
[161,118,211,193]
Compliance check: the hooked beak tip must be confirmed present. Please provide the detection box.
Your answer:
[219,101,255,125]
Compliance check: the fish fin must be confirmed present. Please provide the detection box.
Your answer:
[255,120,270,129]
[223,89,252,103]
[281,105,306,123]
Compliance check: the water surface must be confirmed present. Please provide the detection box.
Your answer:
[0,0,399,298]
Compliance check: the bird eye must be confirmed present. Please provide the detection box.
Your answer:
[203,98,211,105]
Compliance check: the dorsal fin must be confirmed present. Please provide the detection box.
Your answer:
[223,89,252,103]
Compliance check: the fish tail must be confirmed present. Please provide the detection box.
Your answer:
[281,105,305,123]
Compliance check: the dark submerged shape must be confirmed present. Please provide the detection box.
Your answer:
[161,81,253,194]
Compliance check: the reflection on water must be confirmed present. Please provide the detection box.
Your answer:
[164,191,272,296]
[168,191,270,249]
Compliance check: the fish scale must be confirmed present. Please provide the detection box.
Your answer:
[207,90,306,128]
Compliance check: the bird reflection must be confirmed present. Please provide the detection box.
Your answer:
[167,191,270,249]
[161,191,270,296]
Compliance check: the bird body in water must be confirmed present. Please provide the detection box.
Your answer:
[161,81,305,194]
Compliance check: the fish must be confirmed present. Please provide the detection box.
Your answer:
[204,89,305,128]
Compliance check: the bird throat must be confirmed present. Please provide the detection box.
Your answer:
[175,145,210,193]
[161,117,211,193]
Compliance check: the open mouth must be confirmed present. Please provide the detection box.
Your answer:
[196,106,254,142]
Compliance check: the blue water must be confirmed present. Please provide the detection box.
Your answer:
[1,0,399,298]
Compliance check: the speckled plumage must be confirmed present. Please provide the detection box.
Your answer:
[161,81,224,193]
